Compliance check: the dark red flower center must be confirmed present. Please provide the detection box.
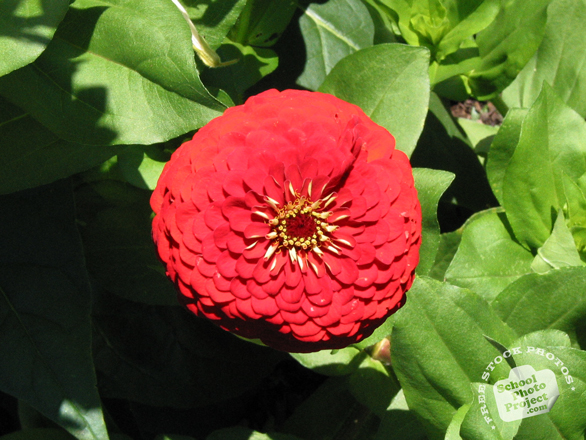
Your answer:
[286,213,317,239]
[265,194,334,254]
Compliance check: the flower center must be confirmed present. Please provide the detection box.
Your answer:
[272,196,327,251]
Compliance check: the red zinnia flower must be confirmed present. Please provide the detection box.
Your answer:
[151,89,421,352]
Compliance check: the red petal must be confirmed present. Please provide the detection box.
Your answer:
[340,299,365,324]
[280,310,308,325]
[206,279,233,304]
[290,320,323,338]
[244,222,270,239]
[230,278,250,300]
[251,296,279,316]
[213,223,231,249]
[216,251,238,278]
[235,255,256,279]
[204,203,225,230]
[355,263,378,288]
[262,269,286,295]
[202,234,222,263]
[322,252,341,275]
[223,171,247,197]
[335,257,359,285]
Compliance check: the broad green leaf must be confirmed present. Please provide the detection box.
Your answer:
[413,168,455,276]
[445,209,534,302]
[92,290,284,409]
[185,0,248,50]
[459,383,521,440]
[297,0,374,91]
[347,356,400,417]
[445,403,470,440]
[201,41,278,104]
[492,267,586,342]
[502,85,586,249]
[361,0,400,44]
[0,97,122,195]
[467,0,551,99]
[0,0,225,146]
[116,145,169,191]
[75,180,178,306]
[229,0,297,47]
[290,347,366,376]
[206,428,302,440]
[457,118,499,151]
[410,93,496,212]
[0,181,108,440]
[503,0,586,118]
[320,43,430,156]
[0,0,69,76]
[391,276,517,439]
[374,407,428,440]
[428,230,461,281]
[531,211,584,273]
[485,108,528,206]
[501,331,586,440]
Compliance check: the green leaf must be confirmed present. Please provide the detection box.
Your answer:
[0,181,108,440]
[347,356,400,417]
[466,0,551,99]
[185,0,248,50]
[457,118,499,152]
[75,180,178,306]
[434,0,501,61]
[374,407,428,440]
[445,209,534,302]
[229,0,297,47]
[0,97,122,195]
[531,211,584,273]
[500,331,586,440]
[459,383,521,440]
[0,0,69,77]
[445,403,470,440]
[201,41,278,104]
[377,0,500,62]
[92,290,284,409]
[297,0,374,91]
[0,0,225,146]
[290,347,366,376]
[413,168,455,276]
[502,84,586,249]
[116,145,169,191]
[503,0,586,118]
[428,230,462,281]
[492,267,586,342]
[485,108,528,206]
[320,43,430,156]
[391,276,517,439]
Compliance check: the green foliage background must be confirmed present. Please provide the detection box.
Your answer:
[1,0,586,439]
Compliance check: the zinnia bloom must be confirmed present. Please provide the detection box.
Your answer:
[151,89,421,352]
